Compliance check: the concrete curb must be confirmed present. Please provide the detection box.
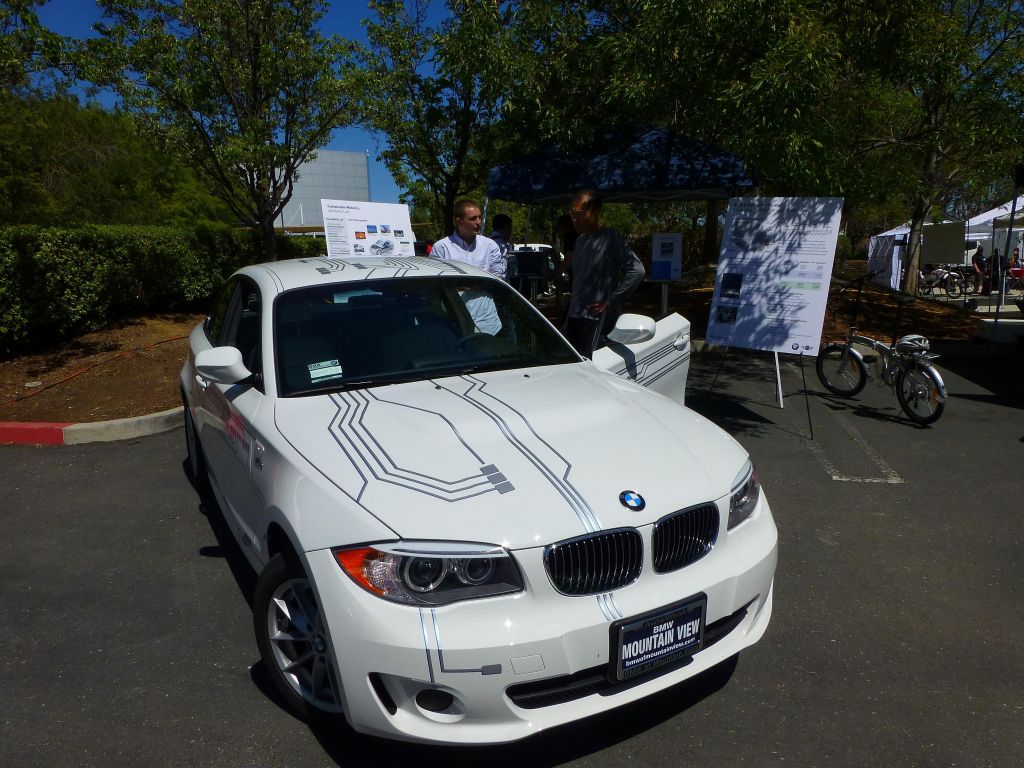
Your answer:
[1,406,183,447]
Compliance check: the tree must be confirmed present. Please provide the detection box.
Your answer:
[85,0,357,258]
[849,0,1024,295]
[0,95,232,225]
[1,0,69,93]
[359,0,518,234]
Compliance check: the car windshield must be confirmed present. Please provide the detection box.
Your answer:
[274,276,580,396]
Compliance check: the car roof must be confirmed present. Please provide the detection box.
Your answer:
[237,256,493,294]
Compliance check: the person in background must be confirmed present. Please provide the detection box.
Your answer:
[991,247,1003,293]
[564,189,645,357]
[489,213,513,258]
[971,244,987,294]
[431,199,505,334]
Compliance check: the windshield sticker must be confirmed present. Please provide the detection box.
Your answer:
[309,359,344,382]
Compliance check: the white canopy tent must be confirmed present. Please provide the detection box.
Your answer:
[867,222,912,289]
[966,195,1024,247]
[992,209,1024,230]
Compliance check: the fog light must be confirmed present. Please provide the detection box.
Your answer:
[416,688,455,713]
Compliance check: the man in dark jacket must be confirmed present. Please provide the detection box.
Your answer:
[564,190,645,357]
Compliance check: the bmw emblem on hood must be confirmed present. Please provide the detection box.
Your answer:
[619,491,645,511]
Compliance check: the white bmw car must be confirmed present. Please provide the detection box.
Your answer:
[180,255,777,745]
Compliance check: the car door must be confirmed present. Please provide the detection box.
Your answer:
[591,313,692,404]
[197,277,267,551]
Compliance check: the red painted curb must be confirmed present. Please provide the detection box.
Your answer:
[0,421,76,446]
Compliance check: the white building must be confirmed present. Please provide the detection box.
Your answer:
[278,150,370,229]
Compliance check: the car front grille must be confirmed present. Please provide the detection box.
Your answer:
[652,503,720,573]
[544,528,643,595]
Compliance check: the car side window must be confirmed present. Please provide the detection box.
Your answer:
[208,278,263,391]
[206,280,239,345]
[234,281,262,383]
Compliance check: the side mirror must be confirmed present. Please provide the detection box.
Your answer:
[195,346,253,385]
[606,313,656,345]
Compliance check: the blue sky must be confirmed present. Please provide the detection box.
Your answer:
[35,0,405,203]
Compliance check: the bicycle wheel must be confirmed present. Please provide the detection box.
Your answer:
[895,364,945,425]
[816,344,867,397]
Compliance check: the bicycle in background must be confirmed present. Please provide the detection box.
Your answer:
[817,273,947,425]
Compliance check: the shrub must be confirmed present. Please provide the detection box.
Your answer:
[0,224,326,356]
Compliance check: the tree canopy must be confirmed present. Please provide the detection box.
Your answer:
[84,0,358,258]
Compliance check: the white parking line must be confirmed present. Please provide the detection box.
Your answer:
[802,413,905,484]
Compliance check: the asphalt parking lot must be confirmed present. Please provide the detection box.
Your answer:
[2,344,1022,767]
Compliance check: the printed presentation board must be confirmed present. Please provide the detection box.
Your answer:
[651,233,683,279]
[706,197,843,356]
[320,199,415,259]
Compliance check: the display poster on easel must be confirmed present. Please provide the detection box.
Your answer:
[706,197,843,356]
[320,199,415,260]
[651,233,683,279]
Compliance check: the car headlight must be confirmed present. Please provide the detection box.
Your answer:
[729,460,760,529]
[333,541,523,606]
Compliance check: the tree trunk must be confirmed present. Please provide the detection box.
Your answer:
[902,199,928,296]
[902,146,939,296]
[442,187,458,236]
[259,211,279,262]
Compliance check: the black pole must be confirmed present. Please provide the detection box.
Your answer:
[708,346,730,393]
[800,352,814,441]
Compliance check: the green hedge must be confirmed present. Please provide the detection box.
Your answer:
[0,224,326,356]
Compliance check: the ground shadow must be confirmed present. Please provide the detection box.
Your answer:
[935,343,1024,411]
[181,457,257,608]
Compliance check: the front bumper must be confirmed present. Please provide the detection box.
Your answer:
[305,495,778,745]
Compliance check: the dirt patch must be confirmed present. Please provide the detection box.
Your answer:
[0,281,979,424]
[0,314,203,423]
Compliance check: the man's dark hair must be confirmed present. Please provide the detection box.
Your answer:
[492,213,512,230]
[453,199,479,219]
[573,189,603,213]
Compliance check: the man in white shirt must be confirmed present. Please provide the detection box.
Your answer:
[431,199,505,334]
[432,200,506,278]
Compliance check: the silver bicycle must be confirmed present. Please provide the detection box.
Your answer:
[816,273,948,425]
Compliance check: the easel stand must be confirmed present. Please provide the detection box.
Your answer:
[707,347,815,439]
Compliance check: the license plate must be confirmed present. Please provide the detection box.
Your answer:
[611,595,706,682]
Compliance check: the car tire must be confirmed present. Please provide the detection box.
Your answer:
[181,391,208,490]
[254,553,344,720]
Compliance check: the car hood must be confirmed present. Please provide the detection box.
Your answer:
[274,364,748,550]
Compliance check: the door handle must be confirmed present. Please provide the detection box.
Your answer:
[673,335,690,351]
[195,374,210,390]
[254,442,265,471]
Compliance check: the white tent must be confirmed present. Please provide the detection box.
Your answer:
[992,209,1024,229]
[965,195,1024,243]
[867,230,905,290]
